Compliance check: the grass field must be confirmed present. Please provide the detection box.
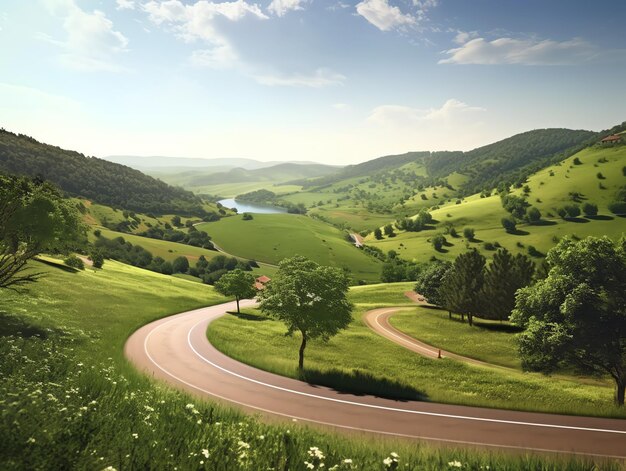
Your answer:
[367,145,626,262]
[92,228,277,278]
[1,261,609,469]
[207,282,624,418]
[197,214,382,282]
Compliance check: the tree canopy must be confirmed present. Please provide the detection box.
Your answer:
[0,174,85,289]
[258,256,353,369]
[511,236,626,405]
[214,269,257,313]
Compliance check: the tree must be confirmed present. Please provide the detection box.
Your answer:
[89,249,105,269]
[526,206,541,223]
[383,224,395,237]
[564,204,581,218]
[414,261,452,306]
[511,236,626,406]
[501,216,517,233]
[0,175,85,290]
[463,227,475,241]
[172,256,190,274]
[439,250,485,325]
[374,228,383,240]
[214,269,257,314]
[481,249,534,321]
[171,215,182,227]
[258,256,353,370]
[501,195,529,219]
[64,255,85,270]
[432,234,446,251]
[582,202,598,217]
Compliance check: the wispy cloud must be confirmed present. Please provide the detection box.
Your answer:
[368,99,485,127]
[440,36,602,66]
[253,68,346,88]
[116,0,136,11]
[355,0,415,32]
[268,0,309,17]
[42,0,128,72]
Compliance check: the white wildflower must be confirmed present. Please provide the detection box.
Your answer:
[448,461,462,468]
[201,449,209,458]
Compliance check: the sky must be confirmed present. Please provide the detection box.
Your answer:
[1,0,625,165]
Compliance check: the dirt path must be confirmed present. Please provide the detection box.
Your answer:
[125,301,626,458]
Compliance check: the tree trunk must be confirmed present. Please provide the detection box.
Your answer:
[236,296,240,314]
[468,314,473,326]
[448,311,452,320]
[298,330,307,370]
[616,377,625,406]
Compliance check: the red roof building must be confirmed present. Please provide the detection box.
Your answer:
[254,275,271,290]
[601,134,622,143]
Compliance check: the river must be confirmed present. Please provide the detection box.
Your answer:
[217,198,287,214]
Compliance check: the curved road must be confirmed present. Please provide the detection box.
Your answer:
[363,308,501,369]
[125,301,626,458]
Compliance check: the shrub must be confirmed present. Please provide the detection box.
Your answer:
[582,202,598,217]
[172,256,190,274]
[557,207,567,219]
[501,216,517,233]
[94,229,101,237]
[573,157,582,165]
[608,201,626,215]
[431,234,446,252]
[64,255,85,270]
[242,213,253,220]
[463,227,475,241]
[483,242,495,251]
[526,206,541,223]
[89,250,105,269]
[596,172,605,180]
[564,204,581,218]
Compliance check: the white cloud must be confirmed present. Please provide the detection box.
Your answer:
[440,36,599,65]
[333,103,350,110]
[116,0,136,10]
[268,0,308,17]
[143,0,268,69]
[42,0,128,71]
[189,43,238,69]
[453,30,478,45]
[355,0,415,32]
[253,68,345,87]
[368,99,485,127]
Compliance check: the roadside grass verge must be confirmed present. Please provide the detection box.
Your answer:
[1,266,621,469]
[207,283,626,419]
[390,307,523,369]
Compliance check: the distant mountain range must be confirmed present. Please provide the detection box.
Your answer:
[103,155,324,171]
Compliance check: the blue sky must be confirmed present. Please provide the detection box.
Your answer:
[1,0,625,164]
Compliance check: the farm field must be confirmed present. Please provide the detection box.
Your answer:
[196,214,382,282]
[1,261,598,470]
[207,283,623,418]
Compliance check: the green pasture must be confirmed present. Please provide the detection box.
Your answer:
[196,214,382,282]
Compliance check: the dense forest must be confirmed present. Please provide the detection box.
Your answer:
[424,128,598,194]
[0,129,206,216]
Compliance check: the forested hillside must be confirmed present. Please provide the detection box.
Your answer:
[0,129,206,216]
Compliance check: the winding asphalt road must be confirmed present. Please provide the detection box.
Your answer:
[125,300,626,458]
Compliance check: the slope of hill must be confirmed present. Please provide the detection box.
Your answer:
[0,130,206,216]
[104,155,276,170]
[367,143,626,262]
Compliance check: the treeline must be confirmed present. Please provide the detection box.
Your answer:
[414,249,535,325]
[93,235,255,283]
[0,129,206,216]
[424,128,598,196]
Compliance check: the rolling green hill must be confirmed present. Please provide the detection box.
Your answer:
[196,214,382,282]
[0,130,206,216]
[367,144,626,262]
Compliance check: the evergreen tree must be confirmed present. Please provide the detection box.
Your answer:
[481,249,534,321]
[439,250,486,325]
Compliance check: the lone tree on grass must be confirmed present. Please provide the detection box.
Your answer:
[414,260,452,306]
[258,255,353,370]
[0,175,85,290]
[501,216,517,233]
[481,249,534,322]
[214,269,257,314]
[374,228,383,240]
[511,236,626,406]
[439,250,485,325]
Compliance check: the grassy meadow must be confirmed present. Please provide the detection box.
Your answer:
[366,145,626,262]
[196,214,382,282]
[2,261,611,470]
[207,282,624,419]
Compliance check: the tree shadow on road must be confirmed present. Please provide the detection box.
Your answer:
[299,367,428,402]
